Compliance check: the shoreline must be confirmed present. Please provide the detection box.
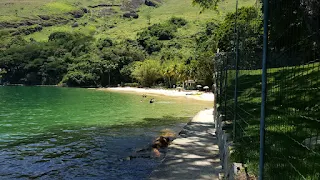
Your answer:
[94,87,214,102]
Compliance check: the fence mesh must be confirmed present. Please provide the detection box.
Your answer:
[265,0,320,179]
[214,0,320,179]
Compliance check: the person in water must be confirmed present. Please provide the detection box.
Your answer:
[150,98,155,103]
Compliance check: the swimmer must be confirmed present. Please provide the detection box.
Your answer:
[150,98,155,103]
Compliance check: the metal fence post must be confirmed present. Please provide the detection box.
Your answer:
[224,55,228,118]
[233,0,240,141]
[259,0,269,179]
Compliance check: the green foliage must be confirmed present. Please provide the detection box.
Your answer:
[137,33,163,54]
[218,6,262,52]
[161,60,185,88]
[194,6,262,84]
[0,31,146,87]
[131,60,162,87]
[192,0,220,11]
[0,68,7,79]
[137,18,188,54]
[61,53,101,87]
[123,82,140,87]
[98,38,113,50]
[169,17,188,27]
[0,0,258,88]
[148,23,177,40]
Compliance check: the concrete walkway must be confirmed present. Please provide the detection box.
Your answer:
[149,109,222,180]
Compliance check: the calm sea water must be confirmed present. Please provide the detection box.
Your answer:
[0,86,212,180]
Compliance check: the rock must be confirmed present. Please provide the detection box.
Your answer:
[72,22,79,27]
[42,22,53,27]
[123,12,139,19]
[302,136,320,150]
[12,25,43,36]
[81,7,89,13]
[145,0,158,7]
[70,10,84,18]
[88,4,121,8]
[25,21,35,26]
[38,15,50,20]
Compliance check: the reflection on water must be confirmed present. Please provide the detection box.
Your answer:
[0,125,185,179]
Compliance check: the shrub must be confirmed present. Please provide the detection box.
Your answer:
[148,23,177,40]
[169,17,188,27]
[124,82,140,87]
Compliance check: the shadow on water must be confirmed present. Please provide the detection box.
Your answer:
[0,116,191,179]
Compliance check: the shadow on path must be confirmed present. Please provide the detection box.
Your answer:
[149,109,222,180]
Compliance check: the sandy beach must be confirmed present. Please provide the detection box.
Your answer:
[95,87,214,102]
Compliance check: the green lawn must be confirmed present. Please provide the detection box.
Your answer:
[220,62,320,179]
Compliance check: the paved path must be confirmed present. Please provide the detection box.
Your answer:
[149,109,221,180]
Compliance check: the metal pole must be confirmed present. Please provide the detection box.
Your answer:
[233,0,240,141]
[259,0,269,179]
[224,55,228,118]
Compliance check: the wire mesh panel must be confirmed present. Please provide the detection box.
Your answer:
[265,0,320,179]
[214,0,319,178]
[215,3,264,176]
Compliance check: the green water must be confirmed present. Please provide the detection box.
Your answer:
[0,86,212,179]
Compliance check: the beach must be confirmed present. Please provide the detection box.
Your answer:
[95,87,214,102]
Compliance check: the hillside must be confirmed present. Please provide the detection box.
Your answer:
[1,0,255,43]
[0,0,257,87]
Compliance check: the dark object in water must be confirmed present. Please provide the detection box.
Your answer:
[152,136,170,149]
[124,135,174,160]
[149,98,155,103]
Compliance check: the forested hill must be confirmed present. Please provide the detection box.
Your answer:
[0,0,257,87]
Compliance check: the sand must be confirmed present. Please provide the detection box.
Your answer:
[95,87,214,102]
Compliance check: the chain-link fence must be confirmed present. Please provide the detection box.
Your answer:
[214,0,320,179]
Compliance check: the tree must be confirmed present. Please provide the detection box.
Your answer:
[161,60,182,88]
[61,53,101,87]
[268,0,320,66]
[192,0,220,11]
[0,68,7,83]
[131,60,162,87]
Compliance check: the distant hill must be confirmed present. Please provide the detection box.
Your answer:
[0,0,256,45]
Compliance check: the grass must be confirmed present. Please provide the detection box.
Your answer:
[0,0,120,20]
[100,0,255,40]
[220,62,320,179]
[45,2,77,13]
[0,0,256,43]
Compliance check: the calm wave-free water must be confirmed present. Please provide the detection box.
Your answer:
[0,86,212,179]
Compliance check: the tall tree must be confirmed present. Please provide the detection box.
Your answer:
[132,60,162,87]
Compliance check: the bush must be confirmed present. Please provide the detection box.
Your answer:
[148,24,177,40]
[144,38,162,54]
[169,17,188,27]
[98,38,113,50]
[124,83,140,87]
